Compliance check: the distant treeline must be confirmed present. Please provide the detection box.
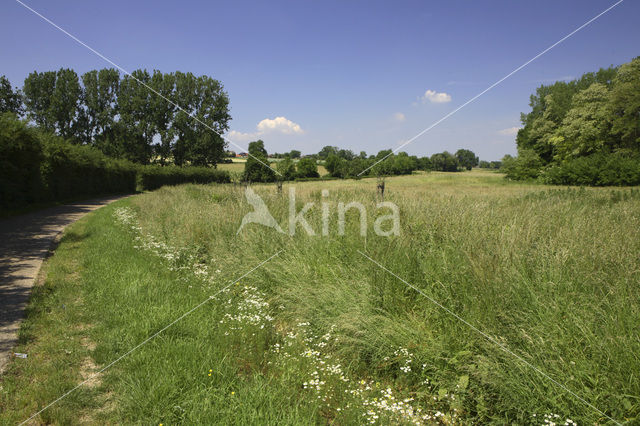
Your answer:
[242,141,488,182]
[505,57,640,186]
[0,68,230,166]
[0,113,229,212]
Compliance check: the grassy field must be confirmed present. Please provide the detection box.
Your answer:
[2,170,639,424]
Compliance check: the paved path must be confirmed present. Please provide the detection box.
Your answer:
[0,196,128,373]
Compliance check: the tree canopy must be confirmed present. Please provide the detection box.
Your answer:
[15,68,231,166]
[506,57,640,185]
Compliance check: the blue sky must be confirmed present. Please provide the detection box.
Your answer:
[2,0,638,160]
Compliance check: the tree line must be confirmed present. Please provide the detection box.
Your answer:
[504,56,640,185]
[0,68,231,166]
[243,141,485,182]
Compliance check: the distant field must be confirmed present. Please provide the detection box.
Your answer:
[2,170,639,424]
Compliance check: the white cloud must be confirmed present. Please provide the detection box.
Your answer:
[421,89,452,104]
[393,112,406,122]
[256,116,303,135]
[498,127,521,136]
[227,130,258,143]
[227,116,304,144]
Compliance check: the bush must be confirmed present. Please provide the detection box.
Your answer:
[137,165,230,190]
[502,149,542,180]
[542,153,640,186]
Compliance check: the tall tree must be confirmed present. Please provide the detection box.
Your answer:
[187,75,230,166]
[79,68,120,145]
[149,70,175,164]
[23,70,57,132]
[172,71,198,166]
[117,69,154,163]
[0,76,23,115]
[51,68,81,139]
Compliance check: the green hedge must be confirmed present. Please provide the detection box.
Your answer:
[137,165,230,190]
[0,113,44,207]
[1,113,138,211]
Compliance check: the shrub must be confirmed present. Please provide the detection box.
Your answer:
[137,165,230,190]
[542,153,640,186]
[502,149,543,180]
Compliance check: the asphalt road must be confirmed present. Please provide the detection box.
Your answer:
[0,196,127,373]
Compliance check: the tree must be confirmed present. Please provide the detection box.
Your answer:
[276,156,296,180]
[416,156,432,171]
[296,157,319,178]
[190,75,231,166]
[23,69,81,139]
[117,69,154,163]
[23,70,57,132]
[554,83,612,161]
[455,149,479,170]
[146,70,175,164]
[0,76,23,115]
[391,152,416,175]
[318,145,339,159]
[289,149,301,159]
[608,57,640,151]
[324,153,342,177]
[431,151,459,172]
[171,72,230,166]
[79,68,120,145]
[243,140,275,182]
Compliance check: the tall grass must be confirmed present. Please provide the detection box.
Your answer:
[2,171,638,424]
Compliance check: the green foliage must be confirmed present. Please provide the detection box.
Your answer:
[137,165,230,190]
[609,58,640,149]
[23,69,81,140]
[0,76,23,114]
[243,140,276,182]
[276,157,296,180]
[0,112,44,207]
[21,67,230,166]
[40,135,137,200]
[289,149,301,159]
[542,152,640,186]
[509,57,640,186]
[296,157,319,178]
[502,149,542,180]
[455,149,479,170]
[431,151,459,172]
[0,113,136,211]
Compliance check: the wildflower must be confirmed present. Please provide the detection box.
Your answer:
[231,391,235,395]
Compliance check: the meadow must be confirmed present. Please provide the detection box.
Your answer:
[1,170,639,425]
